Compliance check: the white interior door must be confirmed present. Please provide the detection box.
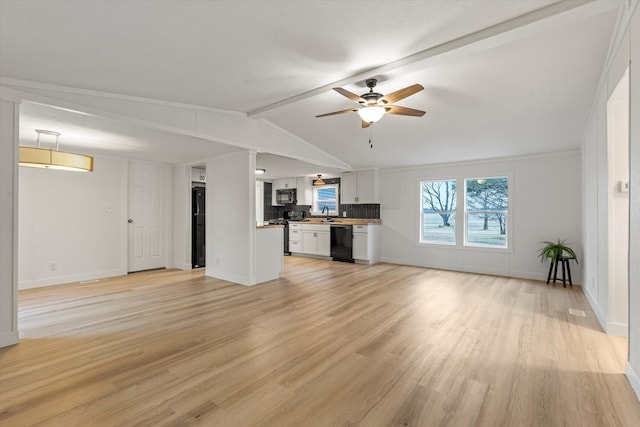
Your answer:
[128,162,164,272]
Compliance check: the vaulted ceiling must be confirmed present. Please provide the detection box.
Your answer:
[0,0,623,175]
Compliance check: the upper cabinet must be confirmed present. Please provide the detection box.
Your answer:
[273,178,296,190]
[341,169,379,204]
[271,178,297,206]
[296,177,313,205]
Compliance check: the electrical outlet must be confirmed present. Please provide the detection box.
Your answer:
[49,262,57,271]
[343,211,347,217]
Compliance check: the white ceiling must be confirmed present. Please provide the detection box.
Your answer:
[0,0,623,175]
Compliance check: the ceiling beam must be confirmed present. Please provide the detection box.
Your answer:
[248,0,614,119]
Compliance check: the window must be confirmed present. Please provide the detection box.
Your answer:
[464,177,508,248]
[312,184,339,215]
[418,176,510,249]
[420,180,456,244]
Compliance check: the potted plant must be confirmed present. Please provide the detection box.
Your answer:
[538,239,578,263]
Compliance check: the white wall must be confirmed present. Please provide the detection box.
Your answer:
[581,4,633,333]
[380,152,581,281]
[172,165,192,270]
[0,97,19,347]
[581,1,640,399]
[18,156,128,289]
[205,150,256,285]
[607,70,629,337]
[627,0,640,400]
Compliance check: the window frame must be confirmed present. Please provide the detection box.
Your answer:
[416,174,512,252]
[312,184,339,215]
[463,176,509,249]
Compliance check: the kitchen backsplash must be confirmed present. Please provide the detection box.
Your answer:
[263,182,380,220]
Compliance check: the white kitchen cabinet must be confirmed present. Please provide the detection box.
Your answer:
[317,231,330,256]
[272,178,298,206]
[352,224,380,264]
[289,224,303,253]
[340,169,379,204]
[353,232,368,260]
[273,178,296,190]
[296,177,313,205]
[297,224,330,256]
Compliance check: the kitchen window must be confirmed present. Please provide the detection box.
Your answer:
[312,184,339,215]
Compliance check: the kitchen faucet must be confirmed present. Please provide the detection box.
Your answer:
[321,206,330,218]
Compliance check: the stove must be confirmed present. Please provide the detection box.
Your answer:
[268,218,290,255]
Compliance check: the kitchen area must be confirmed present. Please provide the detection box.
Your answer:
[257,164,381,265]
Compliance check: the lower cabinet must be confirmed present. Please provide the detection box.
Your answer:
[353,232,368,260]
[352,224,380,264]
[301,230,330,256]
[290,223,330,256]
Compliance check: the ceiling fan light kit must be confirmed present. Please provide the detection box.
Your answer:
[19,129,94,172]
[357,106,386,124]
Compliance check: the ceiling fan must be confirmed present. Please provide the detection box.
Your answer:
[316,78,426,128]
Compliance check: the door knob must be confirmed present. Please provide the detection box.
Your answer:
[128,219,134,223]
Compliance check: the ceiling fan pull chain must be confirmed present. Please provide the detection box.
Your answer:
[369,127,373,149]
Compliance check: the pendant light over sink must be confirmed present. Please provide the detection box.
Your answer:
[19,129,94,172]
[314,174,325,185]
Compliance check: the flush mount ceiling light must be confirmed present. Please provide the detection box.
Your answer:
[20,129,93,172]
[476,179,486,184]
[314,174,325,185]
[255,168,266,174]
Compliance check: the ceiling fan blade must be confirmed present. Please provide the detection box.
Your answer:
[385,105,426,117]
[333,87,366,104]
[379,84,424,105]
[361,120,371,128]
[315,108,358,118]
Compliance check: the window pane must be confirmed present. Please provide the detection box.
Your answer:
[465,177,508,212]
[314,185,338,213]
[421,180,456,244]
[465,177,508,248]
[466,213,507,247]
[423,212,456,244]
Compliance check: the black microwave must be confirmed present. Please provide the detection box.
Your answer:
[276,188,296,205]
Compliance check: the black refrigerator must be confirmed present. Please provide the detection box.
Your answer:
[192,187,206,268]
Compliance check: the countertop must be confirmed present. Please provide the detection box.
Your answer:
[256,224,284,229]
[289,218,381,225]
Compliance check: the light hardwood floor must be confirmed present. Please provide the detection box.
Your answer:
[1,257,639,426]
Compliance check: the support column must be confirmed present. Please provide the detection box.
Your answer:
[0,96,20,347]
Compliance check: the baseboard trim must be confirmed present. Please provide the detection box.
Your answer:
[582,284,607,332]
[626,362,640,402]
[606,321,628,337]
[0,330,19,348]
[18,268,128,290]
[378,257,551,282]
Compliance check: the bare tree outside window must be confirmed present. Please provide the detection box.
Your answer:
[421,180,456,244]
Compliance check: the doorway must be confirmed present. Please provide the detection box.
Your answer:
[191,166,206,268]
[606,68,629,336]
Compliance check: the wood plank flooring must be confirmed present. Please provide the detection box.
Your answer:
[1,257,639,426]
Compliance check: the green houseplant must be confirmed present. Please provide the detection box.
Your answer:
[538,239,578,264]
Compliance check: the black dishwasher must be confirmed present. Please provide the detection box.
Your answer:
[330,225,354,263]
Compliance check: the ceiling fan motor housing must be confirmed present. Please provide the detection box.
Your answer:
[361,92,383,106]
